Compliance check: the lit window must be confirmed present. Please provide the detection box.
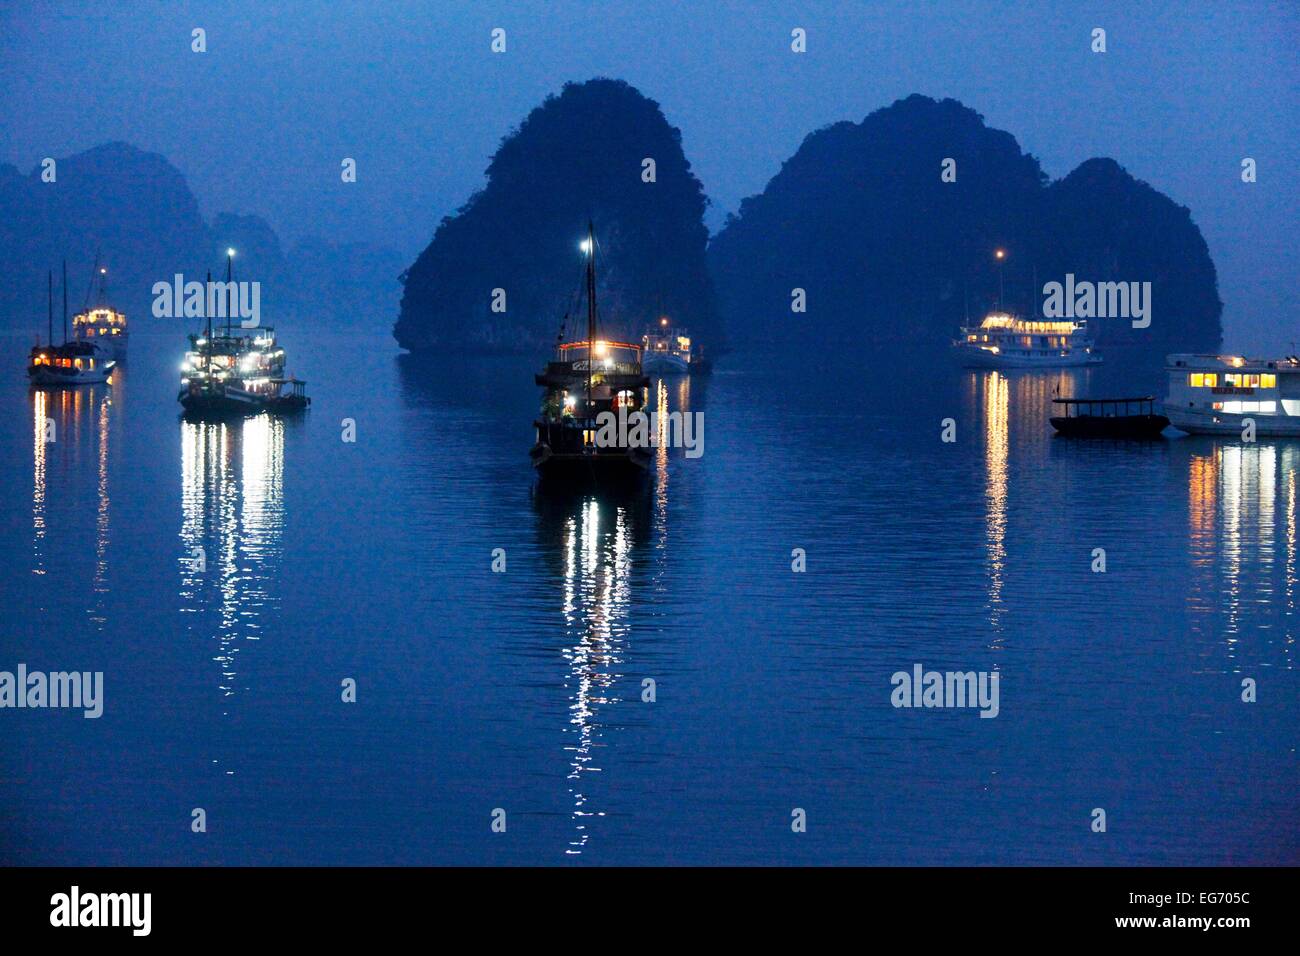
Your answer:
[1204,374,1218,387]
[1248,374,1260,388]
[1262,374,1277,388]
[1189,373,1204,387]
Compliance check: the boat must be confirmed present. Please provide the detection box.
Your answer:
[1162,353,1300,437]
[71,255,128,359]
[641,318,692,373]
[1049,397,1169,438]
[177,254,309,417]
[955,311,1102,368]
[28,263,116,387]
[530,223,652,481]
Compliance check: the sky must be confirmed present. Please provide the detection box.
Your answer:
[2,0,1296,350]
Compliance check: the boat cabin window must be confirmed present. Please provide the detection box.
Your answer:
[1188,373,1219,387]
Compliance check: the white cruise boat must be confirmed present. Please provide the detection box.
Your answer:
[641,319,693,373]
[1163,353,1300,437]
[954,311,1102,368]
[72,263,128,360]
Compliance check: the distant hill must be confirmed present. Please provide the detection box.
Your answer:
[395,78,718,353]
[0,142,402,339]
[708,95,1222,355]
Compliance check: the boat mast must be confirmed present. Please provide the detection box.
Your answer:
[225,249,233,337]
[205,270,213,373]
[62,259,68,344]
[585,220,596,420]
[47,270,53,346]
[84,249,100,311]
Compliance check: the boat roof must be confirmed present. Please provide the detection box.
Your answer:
[557,339,641,352]
[1053,396,1154,404]
[1166,353,1300,369]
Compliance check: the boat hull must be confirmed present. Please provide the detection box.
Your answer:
[642,353,690,374]
[179,387,309,418]
[957,346,1101,369]
[28,364,114,386]
[1163,404,1300,437]
[530,443,651,483]
[1050,414,1169,438]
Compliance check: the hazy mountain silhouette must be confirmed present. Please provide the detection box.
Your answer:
[0,142,401,338]
[708,95,1222,356]
[395,78,717,353]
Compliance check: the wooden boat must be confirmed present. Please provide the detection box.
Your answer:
[531,223,651,483]
[28,263,116,387]
[1050,396,1169,438]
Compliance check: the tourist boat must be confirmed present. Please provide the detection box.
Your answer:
[178,256,309,417]
[1049,397,1169,438]
[641,318,692,374]
[28,264,116,387]
[530,223,652,480]
[1163,353,1300,437]
[71,258,128,359]
[954,311,1102,368]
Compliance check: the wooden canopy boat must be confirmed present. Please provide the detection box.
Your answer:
[1050,396,1169,438]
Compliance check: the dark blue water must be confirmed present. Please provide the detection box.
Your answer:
[1,330,1296,865]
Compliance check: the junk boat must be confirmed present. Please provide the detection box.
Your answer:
[71,255,128,360]
[530,223,651,481]
[28,262,116,387]
[641,317,693,374]
[178,253,309,417]
[955,312,1101,368]
[1163,353,1300,437]
[1049,397,1169,438]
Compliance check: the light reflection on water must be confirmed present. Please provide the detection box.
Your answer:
[3,335,1296,865]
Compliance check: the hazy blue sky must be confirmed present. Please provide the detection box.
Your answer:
[2,1,1296,349]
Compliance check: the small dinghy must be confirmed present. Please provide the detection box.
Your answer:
[1050,396,1169,438]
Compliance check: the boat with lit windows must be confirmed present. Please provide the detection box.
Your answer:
[641,318,693,374]
[72,258,128,360]
[178,254,309,417]
[28,265,116,387]
[1049,397,1169,438]
[1163,353,1300,437]
[531,223,652,481]
[954,311,1101,368]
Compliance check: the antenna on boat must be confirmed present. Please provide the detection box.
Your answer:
[47,269,53,346]
[205,270,213,359]
[584,220,596,420]
[225,248,235,337]
[62,258,68,344]
[84,248,100,311]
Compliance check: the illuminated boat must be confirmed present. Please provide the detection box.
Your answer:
[28,264,116,387]
[954,311,1101,368]
[1050,397,1169,438]
[1163,353,1300,437]
[72,259,128,360]
[177,253,309,417]
[530,223,651,481]
[641,318,692,373]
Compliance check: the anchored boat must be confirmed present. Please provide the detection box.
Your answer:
[955,312,1102,369]
[28,262,116,387]
[71,255,128,360]
[177,253,309,417]
[530,223,651,481]
[1163,353,1300,437]
[641,317,693,374]
[1050,397,1169,438]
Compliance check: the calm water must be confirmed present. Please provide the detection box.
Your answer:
[1,329,1296,866]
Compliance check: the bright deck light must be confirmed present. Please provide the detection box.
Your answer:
[579,239,592,254]
[227,248,236,257]
[994,249,1006,260]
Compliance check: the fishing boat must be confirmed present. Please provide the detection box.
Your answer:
[28,263,116,387]
[1163,353,1300,437]
[177,253,309,417]
[530,223,652,481]
[955,311,1102,368]
[71,256,128,359]
[641,317,692,373]
[1049,397,1169,438]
